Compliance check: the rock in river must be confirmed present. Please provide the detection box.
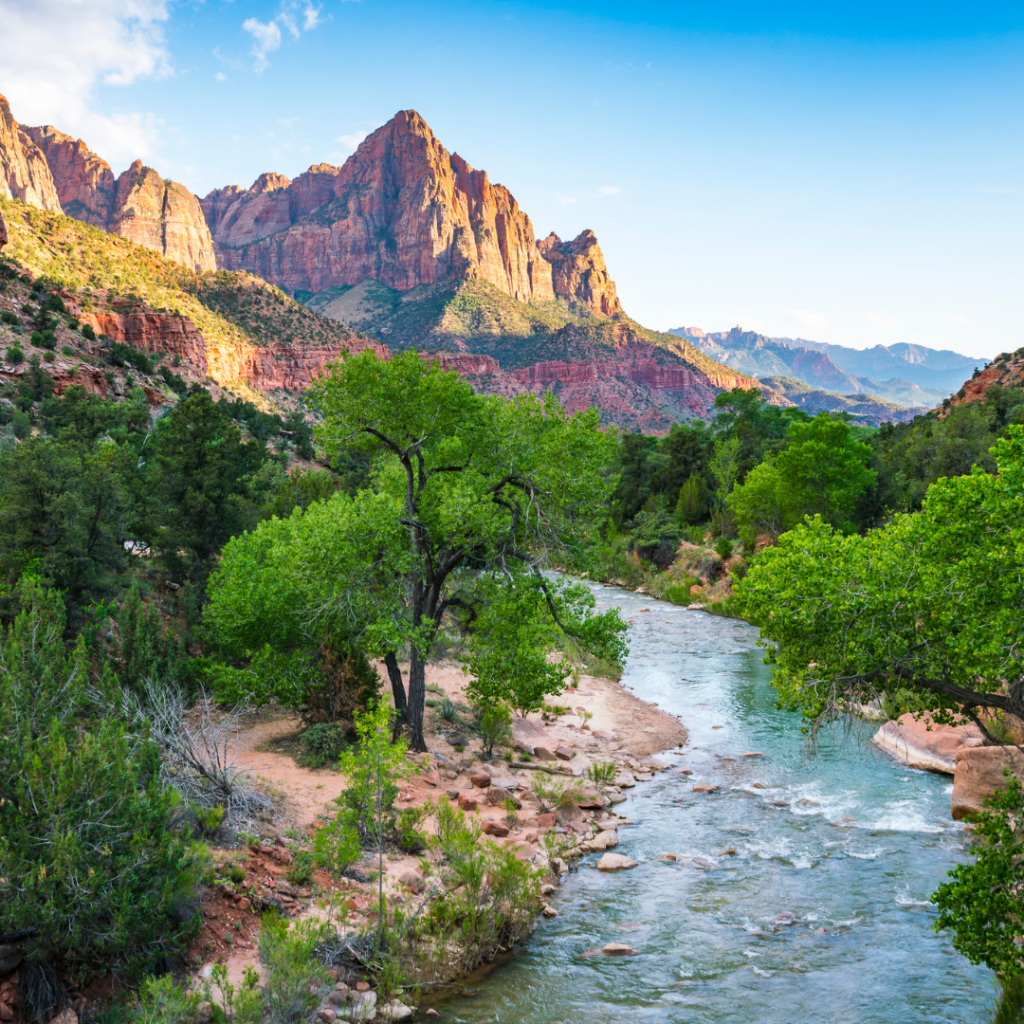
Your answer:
[596,853,637,871]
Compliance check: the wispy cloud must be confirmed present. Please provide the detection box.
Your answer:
[336,130,368,152]
[554,184,621,206]
[861,312,899,328]
[0,0,171,166]
[241,1,326,73]
[790,309,830,331]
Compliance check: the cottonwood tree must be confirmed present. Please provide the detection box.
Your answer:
[299,350,624,750]
[737,426,1024,737]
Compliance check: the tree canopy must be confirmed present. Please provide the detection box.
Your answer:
[209,350,627,750]
[737,425,1024,732]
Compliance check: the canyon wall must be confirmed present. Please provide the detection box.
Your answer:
[0,95,61,212]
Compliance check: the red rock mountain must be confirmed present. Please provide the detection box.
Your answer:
[0,95,215,272]
[202,110,622,315]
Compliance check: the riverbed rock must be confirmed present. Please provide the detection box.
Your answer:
[596,853,637,871]
[952,746,1024,820]
[588,830,620,851]
[542,905,558,917]
[469,771,492,788]
[398,869,425,892]
[600,942,637,955]
[535,812,557,828]
[379,1002,412,1022]
[607,792,627,804]
[693,782,719,794]
[534,746,558,761]
[614,771,636,788]
[873,713,986,775]
[348,992,377,1021]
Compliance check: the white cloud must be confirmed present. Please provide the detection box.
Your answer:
[336,130,368,153]
[595,185,620,197]
[790,308,830,331]
[861,312,899,328]
[242,18,283,73]
[215,71,227,81]
[241,1,326,73]
[0,0,171,166]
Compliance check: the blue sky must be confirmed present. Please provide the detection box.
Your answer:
[3,1,1023,358]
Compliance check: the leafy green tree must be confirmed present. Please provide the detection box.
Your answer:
[737,426,1024,731]
[609,431,660,525]
[709,435,742,530]
[0,437,134,620]
[306,350,624,750]
[727,457,790,549]
[629,507,683,568]
[0,582,200,979]
[676,470,710,525]
[148,389,271,582]
[931,773,1024,974]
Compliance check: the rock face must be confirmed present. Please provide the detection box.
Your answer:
[952,747,1024,821]
[80,309,208,371]
[0,96,215,272]
[537,230,621,316]
[0,95,61,212]
[22,125,116,227]
[203,110,616,314]
[110,160,216,273]
[872,713,987,775]
[0,208,7,251]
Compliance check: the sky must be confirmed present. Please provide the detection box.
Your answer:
[2,1,1022,359]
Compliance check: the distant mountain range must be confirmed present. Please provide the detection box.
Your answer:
[670,325,985,406]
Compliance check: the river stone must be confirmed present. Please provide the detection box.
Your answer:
[469,771,492,788]
[535,812,557,828]
[542,905,558,917]
[874,713,986,775]
[693,782,719,794]
[596,853,637,871]
[379,1002,413,1022]
[317,1008,336,1023]
[480,819,510,837]
[600,942,637,955]
[952,746,1024,820]
[614,772,636,788]
[589,830,619,851]
[534,746,558,761]
[458,791,483,812]
[607,792,627,804]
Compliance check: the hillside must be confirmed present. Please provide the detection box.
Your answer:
[0,196,383,407]
[759,376,925,425]
[944,345,1024,412]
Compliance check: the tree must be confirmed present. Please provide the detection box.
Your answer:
[727,457,790,549]
[737,426,1024,732]
[931,773,1024,974]
[0,582,200,980]
[302,350,624,751]
[709,435,742,531]
[629,507,683,568]
[676,471,709,525]
[148,389,270,583]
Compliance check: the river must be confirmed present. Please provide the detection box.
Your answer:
[440,581,997,1023]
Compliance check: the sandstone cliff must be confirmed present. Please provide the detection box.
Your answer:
[0,208,7,251]
[203,110,617,315]
[22,125,116,227]
[0,95,61,212]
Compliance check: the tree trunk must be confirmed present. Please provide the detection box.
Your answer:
[407,645,427,752]
[384,651,408,742]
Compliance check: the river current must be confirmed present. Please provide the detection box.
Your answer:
[441,581,997,1023]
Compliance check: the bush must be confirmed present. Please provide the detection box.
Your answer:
[287,851,317,887]
[477,704,512,758]
[6,345,23,364]
[585,761,617,786]
[81,323,96,341]
[303,644,382,730]
[297,722,348,768]
[0,584,201,980]
[0,311,18,326]
[714,536,734,560]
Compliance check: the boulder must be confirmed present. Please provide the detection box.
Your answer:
[379,1002,413,1022]
[534,746,558,762]
[486,785,519,807]
[588,830,619,851]
[348,992,377,1022]
[575,787,604,809]
[596,853,637,871]
[555,746,575,761]
[535,812,556,829]
[542,905,558,918]
[692,782,719,794]
[480,819,510,837]
[952,747,1024,820]
[458,791,483,812]
[614,772,636,788]
[468,771,492,788]
[873,713,986,775]
[398,869,426,893]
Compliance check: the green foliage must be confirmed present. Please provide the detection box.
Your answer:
[529,772,583,813]
[286,851,317,887]
[107,585,188,693]
[257,916,332,1024]
[737,426,1024,730]
[194,803,225,836]
[477,704,513,759]
[629,507,683,568]
[932,773,1024,975]
[132,975,201,1024]
[0,583,201,980]
[5,344,23,363]
[298,722,349,768]
[993,976,1024,1024]
[676,470,710,524]
[586,761,617,786]
[263,468,337,519]
[714,536,734,560]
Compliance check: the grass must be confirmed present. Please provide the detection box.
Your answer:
[993,976,1024,1024]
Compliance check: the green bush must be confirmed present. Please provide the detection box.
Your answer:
[714,536,735,560]
[6,345,23,363]
[287,851,317,887]
[0,583,201,981]
[585,761,617,786]
[477,704,512,759]
[81,322,96,341]
[0,311,18,325]
[297,722,348,768]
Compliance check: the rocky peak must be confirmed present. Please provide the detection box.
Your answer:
[22,125,115,227]
[252,172,291,194]
[538,230,622,317]
[0,94,62,213]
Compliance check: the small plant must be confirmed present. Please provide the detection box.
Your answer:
[5,346,23,364]
[715,536,735,560]
[396,806,426,853]
[439,698,461,724]
[297,721,348,768]
[530,773,583,813]
[586,761,617,786]
[229,865,247,884]
[518,751,532,762]
[81,323,96,341]
[194,803,225,836]
[503,798,519,828]
[477,704,512,759]
[578,709,594,729]
[287,850,317,887]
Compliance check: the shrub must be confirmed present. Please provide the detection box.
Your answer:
[62,345,75,356]
[11,409,30,438]
[0,311,18,326]
[81,323,96,341]
[662,579,699,605]
[477,704,513,759]
[287,851,317,887]
[586,761,617,786]
[0,584,201,980]
[303,644,381,730]
[6,345,23,364]
[297,721,348,768]
[258,916,332,1024]
[194,804,225,836]
[715,536,734,560]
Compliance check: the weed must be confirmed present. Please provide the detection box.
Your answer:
[585,761,617,786]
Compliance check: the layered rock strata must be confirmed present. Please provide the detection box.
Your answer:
[22,125,116,227]
[0,95,61,212]
[80,309,208,372]
[537,230,621,316]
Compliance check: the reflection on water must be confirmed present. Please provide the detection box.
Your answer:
[440,582,996,1024]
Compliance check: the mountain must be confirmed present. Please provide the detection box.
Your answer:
[944,344,1024,412]
[670,324,982,401]
[759,377,925,425]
